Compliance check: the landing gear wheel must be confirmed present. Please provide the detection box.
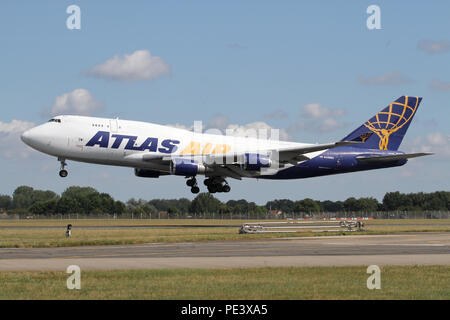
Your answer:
[205,177,230,194]
[58,158,68,178]
[186,177,199,192]
[207,185,217,193]
[191,186,200,194]
[186,178,196,187]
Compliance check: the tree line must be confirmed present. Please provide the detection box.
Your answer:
[0,186,448,217]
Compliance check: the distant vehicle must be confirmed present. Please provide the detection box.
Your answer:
[22,96,432,193]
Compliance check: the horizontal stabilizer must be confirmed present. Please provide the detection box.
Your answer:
[356,152,433,163]
[278,140,361,164]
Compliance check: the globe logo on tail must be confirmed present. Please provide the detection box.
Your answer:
[363,96,419,150]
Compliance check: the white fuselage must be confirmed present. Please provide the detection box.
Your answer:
[21,115,317,175]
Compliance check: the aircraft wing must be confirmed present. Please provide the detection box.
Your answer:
[127,140,359,178]
[187,140,361,166]
[131,140,358,163]
[355,152,433,163]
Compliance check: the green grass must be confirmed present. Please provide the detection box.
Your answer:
[0,218,249,227]
[0,266,448,299]
[1,218,448,227]
[0,219,449,248]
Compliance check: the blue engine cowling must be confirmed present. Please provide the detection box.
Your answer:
[170,158,206,176]
[134,168,162,178]
[242,153,272,171]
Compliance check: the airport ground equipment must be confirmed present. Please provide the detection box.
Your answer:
[239,219,365,234]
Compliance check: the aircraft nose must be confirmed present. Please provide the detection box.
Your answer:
[20,125,50,149]
[21,129,32,144]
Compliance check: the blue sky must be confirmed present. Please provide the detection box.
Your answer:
[0,1,449,204]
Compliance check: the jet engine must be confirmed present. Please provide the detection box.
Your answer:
[242,153,272,171]
[170,158,207,176]
[134,168,162,178]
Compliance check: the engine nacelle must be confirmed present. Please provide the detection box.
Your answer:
[242,153,272,171]
[170,158,206,176]
[134,168,162,178]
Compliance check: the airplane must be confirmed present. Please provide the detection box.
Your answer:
[21,95,432,194]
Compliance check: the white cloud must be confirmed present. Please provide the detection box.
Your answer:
[427,132,449,146]
[357,71,412,85]
[167,117,290,141]
[204,114,290,140]
[407,132,450,159]
[319,118,345,132]
[0,120,35,134]
[288,118,346,134]
[50,88,103,116]
[417,40,450,54]
[87,50,171,81]
[166,123,193,131]
[287,103,347,134]
[0,120,35,159]
[301,103,344,118]
[225,122,290,141]
[206,115,230,131]
[429,79,450,92]
[263,109,289,119]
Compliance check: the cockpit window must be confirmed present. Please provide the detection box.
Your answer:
[48,119,61,123]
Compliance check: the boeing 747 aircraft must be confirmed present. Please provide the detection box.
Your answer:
[21,96,432,193]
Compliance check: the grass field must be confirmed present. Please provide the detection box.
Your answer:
[0,265,448,299]
[0,219,449,248]
[1,218,449,227]
[1,221,449,300]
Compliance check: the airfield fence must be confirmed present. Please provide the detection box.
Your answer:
[1,211,449,220]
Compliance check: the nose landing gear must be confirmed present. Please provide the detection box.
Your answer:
[59,158,68,178]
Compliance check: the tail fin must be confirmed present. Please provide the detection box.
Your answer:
[341,96,422,151]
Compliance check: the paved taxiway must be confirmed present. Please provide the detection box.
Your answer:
[0,233,449,270]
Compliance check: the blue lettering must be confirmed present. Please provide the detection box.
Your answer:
[85,131,109,148]
[158,139,180,154]
[111,134,136,149]
[139,137,158,152]
[85,132,180,154]
[124,136,140,150]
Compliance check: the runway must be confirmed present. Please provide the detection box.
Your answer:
[0,232,449,270]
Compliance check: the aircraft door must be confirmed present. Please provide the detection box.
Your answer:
[110,119,119,133]
[336,154,343,168]
[109,119,123,160]
[72,136,85,151]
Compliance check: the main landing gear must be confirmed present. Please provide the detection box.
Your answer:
[204,177,231,193]
[58,158,68,178]
[186,177,200,194]
[186,176,231,194]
